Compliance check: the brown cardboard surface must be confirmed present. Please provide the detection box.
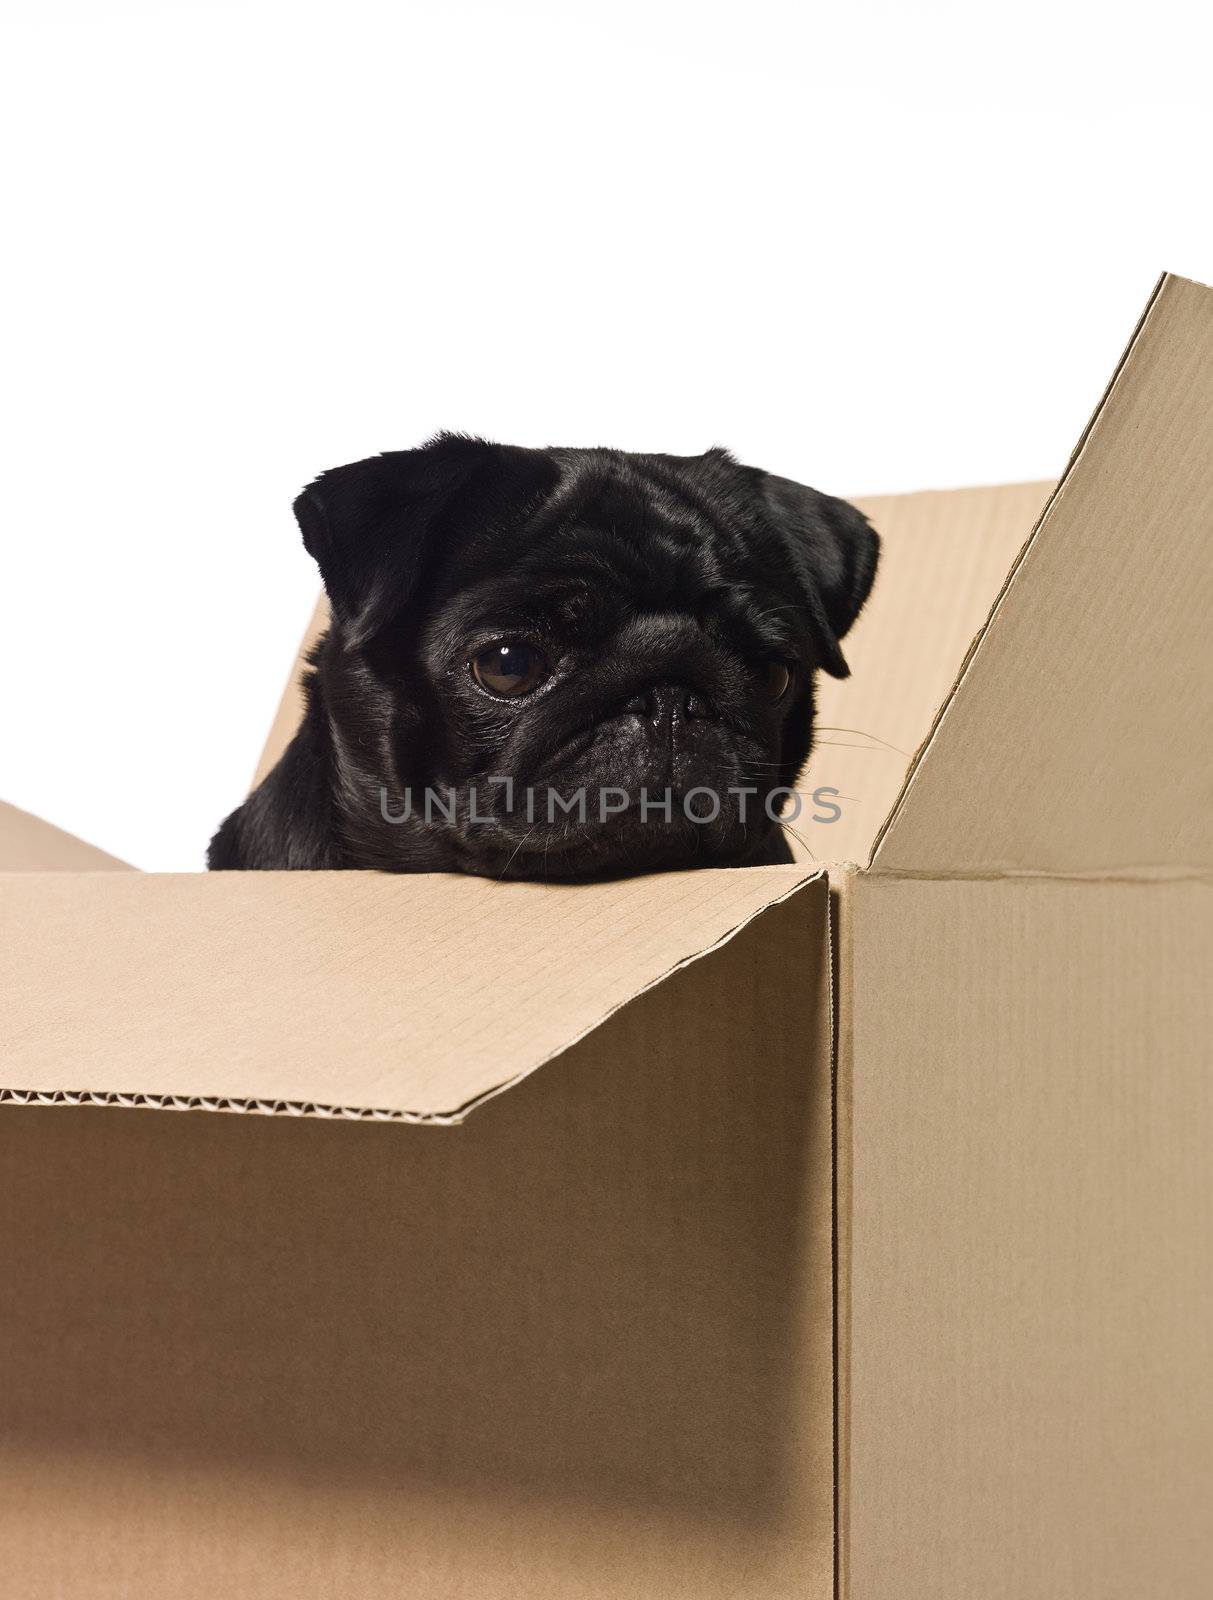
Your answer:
[0,799,131,872]
[796,481,1051,866]
[0,863,822,1119]
[847,872,1213,1600]
[0,884,835,1600]
[874,273,1213,874]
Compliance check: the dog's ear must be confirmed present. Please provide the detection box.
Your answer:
[293,434,529,647]
[759,473,879,678]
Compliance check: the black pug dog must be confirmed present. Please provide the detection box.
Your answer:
[208,435,877,879]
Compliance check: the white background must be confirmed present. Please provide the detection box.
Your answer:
[2,0,1210,869]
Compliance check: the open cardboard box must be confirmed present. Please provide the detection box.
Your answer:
[2,274,1210,1599]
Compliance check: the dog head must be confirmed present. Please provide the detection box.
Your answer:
[295,434,878,879]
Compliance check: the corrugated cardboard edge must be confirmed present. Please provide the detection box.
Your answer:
[829,867,855,1600]
[865,272,1171,873]
[0,866,826,1128]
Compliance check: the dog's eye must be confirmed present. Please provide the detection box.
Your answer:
[759,661,793,703]
[470,642,549,698]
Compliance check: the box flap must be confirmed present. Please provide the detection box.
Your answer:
[872,273,1213,875]
[795,481,1051,866]
[0,799,132,872]
[0,863,821,1122]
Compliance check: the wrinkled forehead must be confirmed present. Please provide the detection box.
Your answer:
[497,453,741,582]
[428,488,800,660]
[434,537,698,641]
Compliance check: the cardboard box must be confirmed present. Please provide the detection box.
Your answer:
[2,272,1210,1599]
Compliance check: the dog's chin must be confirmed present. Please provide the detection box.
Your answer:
[454,806,786,884]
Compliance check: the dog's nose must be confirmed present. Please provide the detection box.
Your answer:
[627,685,713,731]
